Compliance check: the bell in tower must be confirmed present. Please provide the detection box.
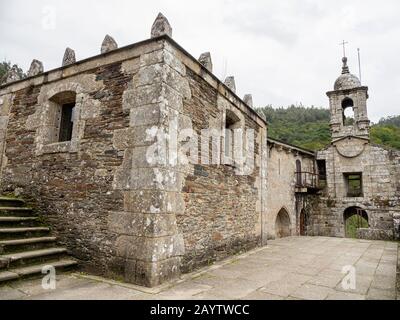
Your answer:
[326,56,370,141]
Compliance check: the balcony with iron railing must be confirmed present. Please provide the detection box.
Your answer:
[295,171,326,193]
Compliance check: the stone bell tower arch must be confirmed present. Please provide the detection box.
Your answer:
[326,56,370,141]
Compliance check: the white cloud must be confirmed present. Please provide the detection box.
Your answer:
[0,0,399,122]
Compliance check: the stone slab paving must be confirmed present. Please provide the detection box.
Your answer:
[0,237,398,300]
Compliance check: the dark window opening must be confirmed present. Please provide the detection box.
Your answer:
[344,173,363,197]
[59,103,75,142]
[49,91,77,143]
[342,98,354,126]
[317,160,327,188]
[224,110,241,164]
[296,160,302,186]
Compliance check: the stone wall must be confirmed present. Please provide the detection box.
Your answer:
[0,36,267,286]
[0,62,132,279]
[312,138,400,240]
[266,140,315,239]
[176,64,267,273]
[0,39,169,285]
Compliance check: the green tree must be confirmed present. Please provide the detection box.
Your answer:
[371,125,400,150]
[376,115,400,127]
[256,105,400,151]
[0,61,26,84]
[257,105,331,151]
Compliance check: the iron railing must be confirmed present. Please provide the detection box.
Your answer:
[295,171,326,189]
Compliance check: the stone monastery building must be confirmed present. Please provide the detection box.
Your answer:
[0,13,399,287]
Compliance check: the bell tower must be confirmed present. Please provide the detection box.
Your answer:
[326,56,370,141]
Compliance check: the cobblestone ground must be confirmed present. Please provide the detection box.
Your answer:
[1,237,398,300]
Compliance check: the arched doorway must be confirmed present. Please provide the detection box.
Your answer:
[344,207,369,238]
[275,208,291,238]
[300,209,306,236]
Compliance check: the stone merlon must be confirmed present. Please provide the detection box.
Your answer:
[224,76,236,93]
[62,47,76,67]
[151,12,172,38]
[101,35,118,54]
[198,52,213,72]
[27,59,44,77]
[243,94,253,108]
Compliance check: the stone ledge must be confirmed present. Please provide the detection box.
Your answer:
[38,141,74,155]
[357,228,394,241]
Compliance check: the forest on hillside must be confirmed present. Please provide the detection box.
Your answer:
[257,105,400,151]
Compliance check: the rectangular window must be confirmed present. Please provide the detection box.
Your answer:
[344,173,363,197]
[317,160,326,177]
[317,160,327,188]
[59,102,75,142]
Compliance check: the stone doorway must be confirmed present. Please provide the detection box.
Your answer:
[275,208,291,238]
[300,209,306,236]
[344,207,369,238]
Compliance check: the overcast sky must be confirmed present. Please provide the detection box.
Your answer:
[1,0,399,122]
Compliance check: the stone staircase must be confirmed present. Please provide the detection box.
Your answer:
[0,197,77,284]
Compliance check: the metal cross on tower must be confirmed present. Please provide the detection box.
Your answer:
[340,40,348,57]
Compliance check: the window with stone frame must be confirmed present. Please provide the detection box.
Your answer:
[344,173,363,197]
[49,91,76,143]
[224,109,242,166]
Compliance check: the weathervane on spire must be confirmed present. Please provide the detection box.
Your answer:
[339,40,350,74]
[340,40,348,58]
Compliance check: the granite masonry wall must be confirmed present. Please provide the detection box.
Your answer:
[312,138,400,240]
[266,139,316,239]
[0,36,267,286]
[176,64,268,273]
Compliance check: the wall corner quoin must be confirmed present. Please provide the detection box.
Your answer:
[112,48,189,286]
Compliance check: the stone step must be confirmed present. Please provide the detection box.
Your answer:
[0,227,50,240]
[0,207,35,217]
[0,196,78,284]
[0,237,57,254]
[0,227,49,233]
[0,247,68,269]
[0,197,25,208]
[1,247,67,262]
[0,271,19,282]
[0,237,57,246]
[0,216,38,222]
[0,216,40,228]
[0,259,78,284]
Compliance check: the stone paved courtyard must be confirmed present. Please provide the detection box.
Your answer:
[0,237,398,300]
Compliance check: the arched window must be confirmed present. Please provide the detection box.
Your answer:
[342,98,354,126]
[49,91,76,142]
